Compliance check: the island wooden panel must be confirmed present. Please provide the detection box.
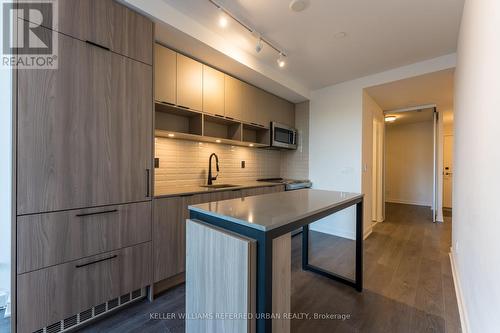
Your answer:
[17,201,152,274]
[186,220,256,333]
[17,242,152,333]
[273,233,291,333]
[17,29,152,215]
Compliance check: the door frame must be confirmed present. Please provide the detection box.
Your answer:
[383,104,441,222]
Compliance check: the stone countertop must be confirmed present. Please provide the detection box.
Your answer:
[188,189,363,231]
[154,181,284,198]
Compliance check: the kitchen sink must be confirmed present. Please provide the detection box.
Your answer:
[200,184,240,189]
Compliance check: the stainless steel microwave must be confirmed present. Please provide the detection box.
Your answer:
[270,122,297,149]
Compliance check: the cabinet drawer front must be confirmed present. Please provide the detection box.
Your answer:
[17,201,152,274]
[17,28,152,214]
[17,242,151,333]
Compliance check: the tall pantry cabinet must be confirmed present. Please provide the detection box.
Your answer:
[14,1,153,332]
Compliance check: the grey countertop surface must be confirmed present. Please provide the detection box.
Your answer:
[188,189,363,231]
[154,181,283,198]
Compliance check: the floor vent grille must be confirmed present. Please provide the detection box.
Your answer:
[33,288,146,333]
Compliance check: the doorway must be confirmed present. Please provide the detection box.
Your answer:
[384,108,436,215]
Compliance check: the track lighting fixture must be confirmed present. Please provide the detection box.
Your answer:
[209,0,288,67]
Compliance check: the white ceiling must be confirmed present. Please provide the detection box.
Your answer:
[161,0,464,90]
[365,68,455,111]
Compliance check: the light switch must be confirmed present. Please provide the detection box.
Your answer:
[241,161,245,168]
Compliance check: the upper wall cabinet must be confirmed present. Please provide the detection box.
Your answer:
[27,0,152,64]
[177,54,203,111]
[155,44,176,105]
[154,44,295,129]
[203,65,225,116]
[17,29,152,215]
[224,75,245,121]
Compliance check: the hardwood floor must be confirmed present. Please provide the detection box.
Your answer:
[80,203,461,333]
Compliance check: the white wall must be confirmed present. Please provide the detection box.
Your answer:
[309,54,456,238]
[385,120,434,206]
[452,0,500,332]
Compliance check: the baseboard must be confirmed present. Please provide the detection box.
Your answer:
[385,199,431,207]
[363,223,375,239]
[449,251,469,333]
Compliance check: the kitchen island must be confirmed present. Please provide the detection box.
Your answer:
[186,189,363,333]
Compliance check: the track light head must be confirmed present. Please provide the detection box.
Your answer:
[218,8,228,28]
[277,53,286,68]
[255,38,263,53]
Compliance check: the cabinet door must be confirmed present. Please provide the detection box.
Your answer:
[155,44,177,104]
[153,196,184,282]
[111,0,153,64]
[224,75,244,120]
[255,90,274,128]
[17,29,152,215]
[177,54,203,111]
[27,0,152,64]
[203,65,225,116]
[262,93,294,127]
[33,0,113,50]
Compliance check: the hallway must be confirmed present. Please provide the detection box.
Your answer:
[79,203,461,333]
[292,203,461,333]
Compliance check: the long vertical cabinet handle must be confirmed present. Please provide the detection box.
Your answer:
[146,168,150,197]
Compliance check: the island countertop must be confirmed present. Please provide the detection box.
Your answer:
[188,189,363,232]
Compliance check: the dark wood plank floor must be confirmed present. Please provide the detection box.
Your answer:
[80,203,461,333]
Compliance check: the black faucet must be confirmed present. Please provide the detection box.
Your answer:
[207,153,219,185]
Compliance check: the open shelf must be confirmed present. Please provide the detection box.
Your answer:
[203,114,242,141]
[154,101,270,148]
[155,102,202,136]
[242,123,270,146]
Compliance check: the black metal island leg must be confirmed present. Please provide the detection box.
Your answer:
[301,199,363,292]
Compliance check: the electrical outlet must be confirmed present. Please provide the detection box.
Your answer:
[241,161,245,168]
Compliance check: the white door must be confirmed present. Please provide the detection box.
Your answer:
[443,135,454,208]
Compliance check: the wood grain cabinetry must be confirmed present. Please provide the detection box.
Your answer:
[177,53,203,111]
[17,201,152,274]
[17,29,152,215]
[28,0,152,64]
[17,242,152,333]
[224,76,256,123]
[153,185,284,283]
[203,65,225,116]
[155,44,176,104]
[111,1,153,64]
[153,193,209,282]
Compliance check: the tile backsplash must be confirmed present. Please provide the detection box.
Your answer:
[154,138,282,188]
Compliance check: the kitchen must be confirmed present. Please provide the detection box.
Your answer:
[9,1,354,332]
[4,0,490,332]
